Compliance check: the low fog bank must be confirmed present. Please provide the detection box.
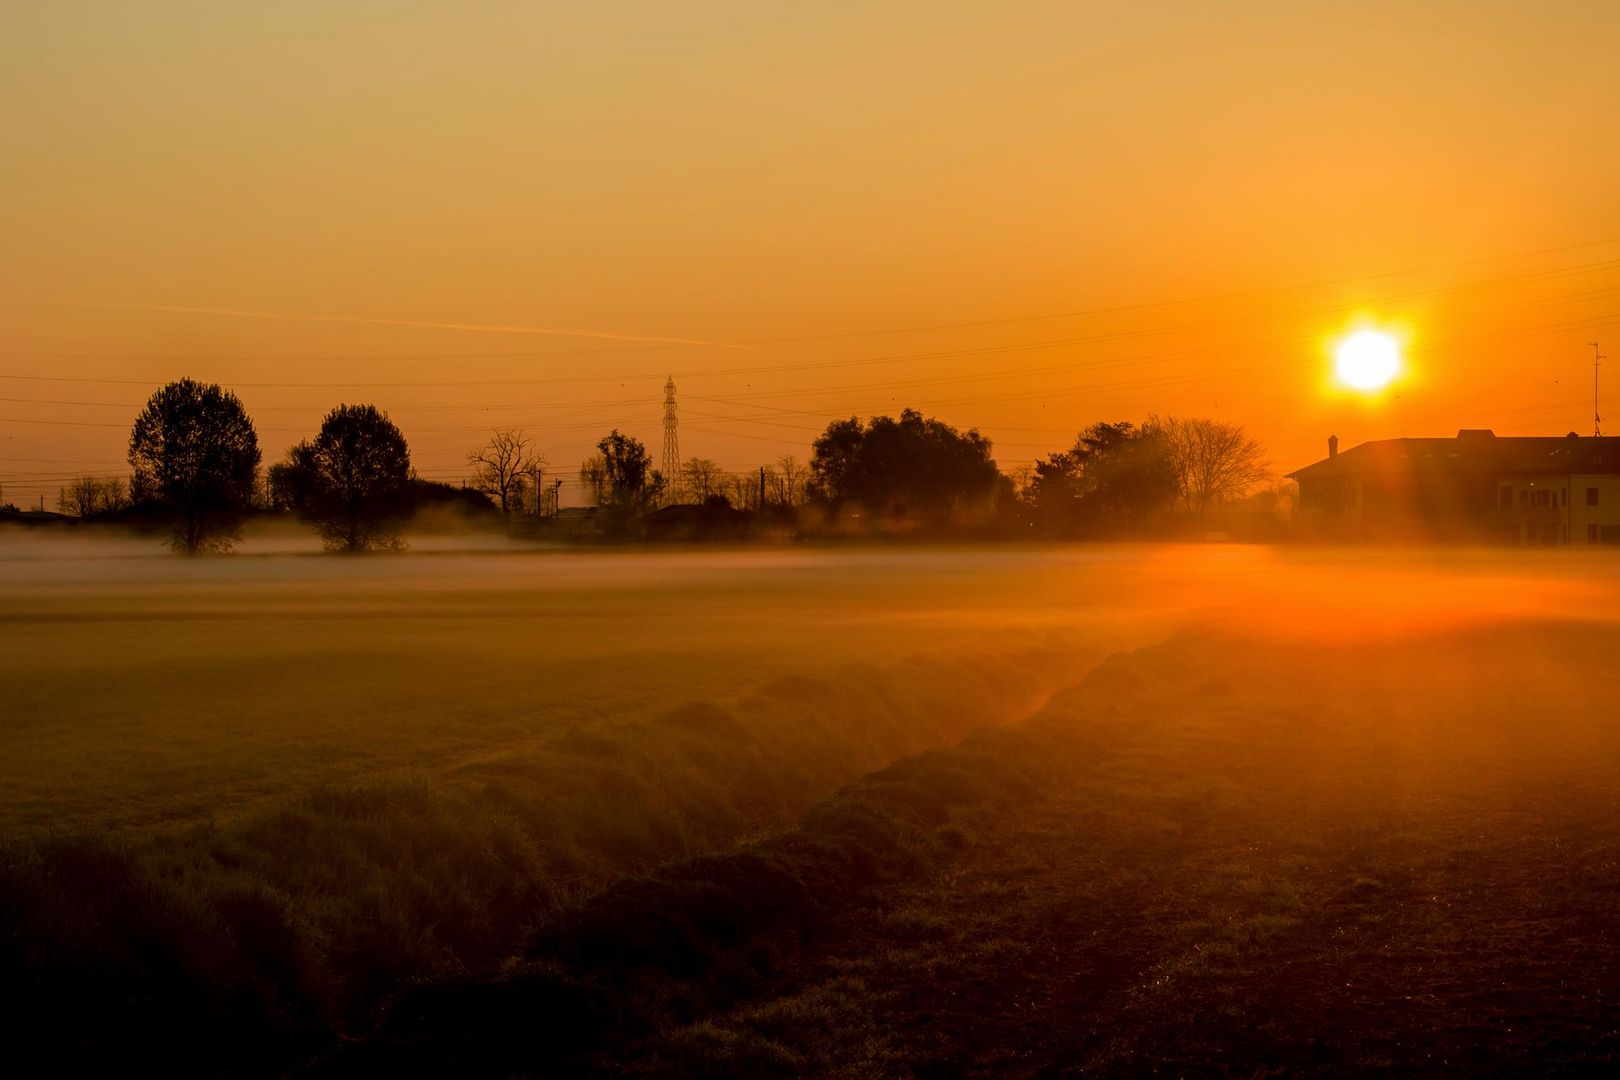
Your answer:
[6,543,1620,834]
[8,535,1620,615]
[0,516,551,567]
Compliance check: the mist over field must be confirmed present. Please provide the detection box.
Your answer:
[6,539,1620,1073]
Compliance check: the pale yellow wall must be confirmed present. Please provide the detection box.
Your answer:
[1569,475,1620,544]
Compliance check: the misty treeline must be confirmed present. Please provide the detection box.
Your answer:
[801,408,1281,539]
[17,377,1285,552]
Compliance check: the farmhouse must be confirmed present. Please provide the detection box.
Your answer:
[1287,429,1620,543]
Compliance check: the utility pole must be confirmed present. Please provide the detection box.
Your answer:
[759,466,766,511]
[1593,342,1606,437]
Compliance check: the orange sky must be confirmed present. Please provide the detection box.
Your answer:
[5,2,1620,507]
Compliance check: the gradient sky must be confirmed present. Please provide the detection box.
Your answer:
[5,1,1620,507]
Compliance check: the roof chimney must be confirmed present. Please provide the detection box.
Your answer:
[1328,434,1339,460]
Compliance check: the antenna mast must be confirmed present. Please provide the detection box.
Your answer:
[1593,343,1606,437]
[661,375,680,502]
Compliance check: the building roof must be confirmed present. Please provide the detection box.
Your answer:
[1286,430,1620,482]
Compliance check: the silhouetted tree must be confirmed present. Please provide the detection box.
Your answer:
[405,477,501,519]
[267,444,320,512]
[595,430,665,511]
[772,454,809,509]
[679,458,725,503]
[56,476,129,518]
[298,405,412,551]
[578,453,609,506]
[128,379,261,554]
[1147,415,1269,515]
[468,429,543,517]
[725,470,758,512]
[809,408,999,521]
[1027,421,1177,536]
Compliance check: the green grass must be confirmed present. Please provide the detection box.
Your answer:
[11,544,1620,1074]
[0,545,1147,835]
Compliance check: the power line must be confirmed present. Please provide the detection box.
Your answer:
[4,247,1620,391]
[12,234,1616,364]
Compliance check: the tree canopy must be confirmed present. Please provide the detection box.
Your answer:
[128,378,261,554]
[297,404,413,551]
[1026,421,1178,536]
[809,409,999,520]
[594,430,664,512]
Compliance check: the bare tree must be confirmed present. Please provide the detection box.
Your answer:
[679,458,725,503]
[578,453,608,506]
[723,471,754,510]
[467,429,543,517]
[773,455,809,508]
[1007,464,1036,501]
[57,476,131,518]
[1147,415,1269,515]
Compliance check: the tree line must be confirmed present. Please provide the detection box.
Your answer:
[24,378,1278,552]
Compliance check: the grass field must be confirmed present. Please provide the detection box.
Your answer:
[631,623,1620,1076]
[6,534,1620,1073]
[0,539,1156,835]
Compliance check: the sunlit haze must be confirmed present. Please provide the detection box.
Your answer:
[10,8,1620,1074]
[5,3,1620,505]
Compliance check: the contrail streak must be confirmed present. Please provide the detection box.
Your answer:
[8,300,730,348]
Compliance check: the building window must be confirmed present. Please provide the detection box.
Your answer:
[1520,489,1529,505]
[1499,487,1513,510]
[1536,489,1551,508]
[1590,524,1600,543]
[1588,487,1600,507]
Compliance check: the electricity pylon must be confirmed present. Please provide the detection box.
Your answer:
[661,375,680,503]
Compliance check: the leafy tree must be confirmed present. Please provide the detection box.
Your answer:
[595,430,665,511]
[809,408,999,520]
[1027,421,1178,536]
[299,404,413,551]
[128,379,261,554]
[1146,415,1269,515]
[267,443,320,512]
[467,429,543,517]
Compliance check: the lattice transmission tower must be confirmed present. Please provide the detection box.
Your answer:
[661,375,680,501]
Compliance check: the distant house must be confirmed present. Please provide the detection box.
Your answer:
[644,500,752,542]
[544,505,602,541]
[1286,429,1620,544]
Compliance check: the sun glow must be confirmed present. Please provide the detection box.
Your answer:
[1334,329,1403,391]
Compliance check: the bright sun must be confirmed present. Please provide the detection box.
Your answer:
[1334,329,1402,391]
